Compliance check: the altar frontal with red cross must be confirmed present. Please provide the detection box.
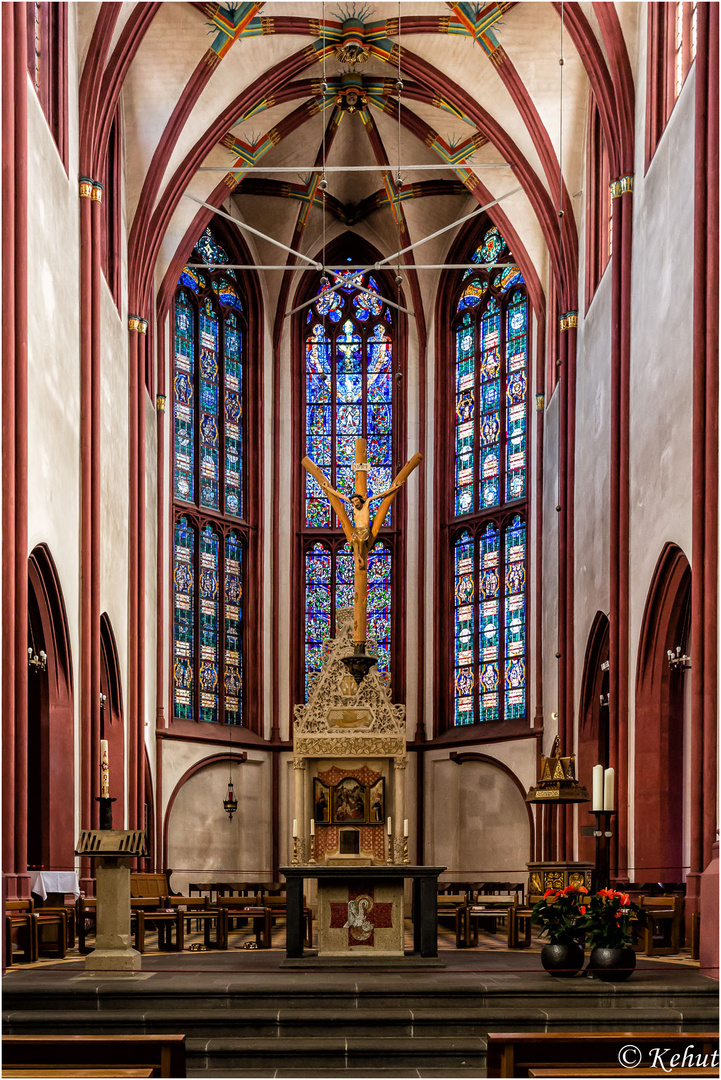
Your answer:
[329,884,394,947]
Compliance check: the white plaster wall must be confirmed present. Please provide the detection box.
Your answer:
[424,748,535,881]
[25,15,83,838]
[162,741,272,892]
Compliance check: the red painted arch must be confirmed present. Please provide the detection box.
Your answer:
[634,544,691,882]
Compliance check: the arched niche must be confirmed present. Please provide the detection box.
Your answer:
[428,753,533,882]
[634,543,691,883]
[100,613,124,807]
[27,544,74,871]
[577,611,610,864]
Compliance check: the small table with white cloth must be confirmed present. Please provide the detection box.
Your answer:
[30,870,81,906]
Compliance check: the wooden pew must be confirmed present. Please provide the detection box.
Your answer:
[486,1033,719,1078]
[5,900,68,963]
[2,1035,187,1079]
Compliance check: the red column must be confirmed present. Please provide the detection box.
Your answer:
[127,318,140,829]
[78,178,93,887]
[564,315,578,853]
[556,314,568,858]
[2,2,17,890]
[90,182,103,828]
[608,180,632,879]
[137,319,148,838]
[13,0,29,891]
[702,2,719,870]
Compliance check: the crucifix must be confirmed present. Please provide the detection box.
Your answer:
[302,437,422,680]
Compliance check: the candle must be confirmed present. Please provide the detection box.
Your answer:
[403,819,409,837]
[100,739,110,798]
[603,767,615,811]
[386,816,392,835]
[292,819,298,837]
[310,819,315,836]
[592,764,603,811]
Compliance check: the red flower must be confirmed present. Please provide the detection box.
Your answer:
[578,886,588,894]
[621,894,630,906]
[579,905,586,915]
[543,888,557,898]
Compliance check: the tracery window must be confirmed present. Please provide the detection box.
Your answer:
[301,272,397,699]
[646,1,698,167]
[172,227,247,725]
[27,1,68,167]
[447,225,529,726]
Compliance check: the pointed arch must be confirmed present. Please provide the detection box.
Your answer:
[99,612,124,809]
[577,611,610,864]
[27,545,74,871]
[634,543,691,882]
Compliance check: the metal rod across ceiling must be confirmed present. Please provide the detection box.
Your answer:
[197,163,509,172]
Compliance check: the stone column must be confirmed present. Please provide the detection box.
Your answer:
[85,857,141,972]
[293,759,306,862]
[393,758,406,863]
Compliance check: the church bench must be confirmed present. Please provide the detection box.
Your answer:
[5,900,68,963]
[638,894,684,955]
[457,895,519,947]
[528,1070,719,1078]
[2,1035,186,1078]
[2,1069,154,1078]
[486,1033,719,1077]
[262,893,313,947]
[217,897,271,948]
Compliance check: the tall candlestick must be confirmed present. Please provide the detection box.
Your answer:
[100,739,110,798]
[592,764,603,811]
[603,767,615,811]
[386,816,392,835]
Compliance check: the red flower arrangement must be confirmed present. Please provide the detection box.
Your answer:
[531,884,588,946]
[577,888,646,949]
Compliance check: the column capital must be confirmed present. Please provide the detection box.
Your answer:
[610,174,634,198]
[91,181,104,203]
[79,177,94,198]
[128,315,141,333]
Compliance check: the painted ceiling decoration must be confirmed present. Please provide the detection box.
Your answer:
[81,2,635,336]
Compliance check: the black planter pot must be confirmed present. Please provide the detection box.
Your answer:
[589,945,637,981]
[540,942,585,977]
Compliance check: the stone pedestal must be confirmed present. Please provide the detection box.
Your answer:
[85,856,141,973]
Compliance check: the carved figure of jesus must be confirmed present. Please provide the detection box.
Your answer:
[302,437,422,652]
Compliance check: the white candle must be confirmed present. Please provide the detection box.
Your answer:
[310,819,315,836]
[403,819,409,837]
[387,816,392,835]
[592,764,603,811]
[603,767,615,811]
[100,739,110,798]
[292,819,298,837]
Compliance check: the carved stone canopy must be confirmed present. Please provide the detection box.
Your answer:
[294,608,406,762]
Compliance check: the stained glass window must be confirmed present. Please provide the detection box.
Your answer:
[450,227,528,725]
[302,271,396,699]
[172,226,250,725]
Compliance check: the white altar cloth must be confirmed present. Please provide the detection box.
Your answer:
[30,870,80,900]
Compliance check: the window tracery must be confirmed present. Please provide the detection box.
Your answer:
[172,228,248,725]
[302,272,396,700]
[448,226,529,727]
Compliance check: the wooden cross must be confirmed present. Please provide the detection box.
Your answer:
[302,437,422,652]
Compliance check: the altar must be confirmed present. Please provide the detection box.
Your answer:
[282,864,445,961]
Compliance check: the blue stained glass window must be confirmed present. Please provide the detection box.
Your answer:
[173,517,195,720]
[173,226,248,726]
[451,230,528,726]
[305,542,332,698]
[174,293,194,503]
[504,515,526,719]
[505,291,527,502]
[303,269,396,695]
[224,312,242,517]
[480,299,501,510]
[199,525,220,722]
[224,532,242,725]
[199,300,220,511]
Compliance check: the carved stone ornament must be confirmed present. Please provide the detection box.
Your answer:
[294,608,407,753]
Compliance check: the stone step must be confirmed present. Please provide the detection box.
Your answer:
[186,1035,488,1071]
[5,1003,716,1040]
